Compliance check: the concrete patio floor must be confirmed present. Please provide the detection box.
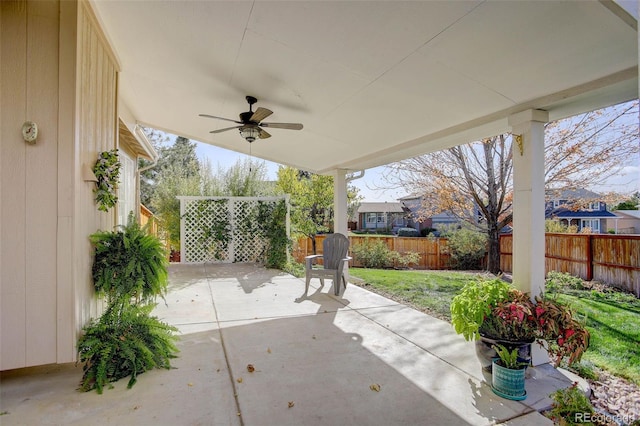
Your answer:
[0,263,584,425]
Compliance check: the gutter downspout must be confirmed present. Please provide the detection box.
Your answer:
[134,125,158,221]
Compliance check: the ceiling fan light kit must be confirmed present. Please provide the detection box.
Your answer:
[240,126,260,143]
[200,96,303,144]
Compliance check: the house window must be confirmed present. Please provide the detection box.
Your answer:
[366,213,377,225]
[553,200,561,208]
[377,214,385,224]
[587,202,600,211]
[580,219,600,233]
[118,151,136,226]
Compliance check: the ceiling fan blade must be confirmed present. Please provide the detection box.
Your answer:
[260,122,303,130]
[210,125,242,134]
[250,107,273,123]
[199,114,242,124]
[258,128,271,139]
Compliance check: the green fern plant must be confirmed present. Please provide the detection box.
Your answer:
[77,303,178,394]
[90,213,168,304]
[79,212,177,393]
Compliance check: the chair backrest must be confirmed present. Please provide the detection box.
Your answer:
[322,233,349,270]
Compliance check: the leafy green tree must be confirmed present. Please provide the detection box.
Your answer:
[612,191,639,210]
[276,166,334,254]
[276,166,361,254]
[216,157,272,196]
[140,133,200,209]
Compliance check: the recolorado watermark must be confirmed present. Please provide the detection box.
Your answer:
[574,412,633,424]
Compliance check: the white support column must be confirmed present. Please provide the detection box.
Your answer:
[333,169,348,236]
[508,110,548,297]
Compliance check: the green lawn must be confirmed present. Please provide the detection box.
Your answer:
[553,291,640,384]
[349,269,489,321]
[348,268,640,384]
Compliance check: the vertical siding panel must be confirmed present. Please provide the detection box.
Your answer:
[74,1,118,332]
[24,0,59,366]
[56,0,77,364]
[1,0,28,370]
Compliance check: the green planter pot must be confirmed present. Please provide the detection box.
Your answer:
[476,336,532,373]
[491,359,527,401]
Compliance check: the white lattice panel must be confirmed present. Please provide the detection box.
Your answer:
[179,196,288,264]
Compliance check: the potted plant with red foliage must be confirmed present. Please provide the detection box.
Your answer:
[451,278,590,376]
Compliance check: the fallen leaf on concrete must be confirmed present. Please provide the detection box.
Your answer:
[288,401,295,408]
[247,364,255,373]
[267,348,272,354]
[237,377,243,383]
[188,383,193,387]
[370,384,381,392]
[312,335,316,340]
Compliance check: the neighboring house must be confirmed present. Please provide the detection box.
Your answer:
[1,3,157,371]
[355,202,408,233]
[398,194,467,232]
[545,189,616,233]
[607,210,640,234]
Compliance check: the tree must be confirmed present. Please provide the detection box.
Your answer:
[275,167,362,254]
[140,132,200,209]
[276,167,334,254]
[612,192,640,210]
[215,157,273,196]
[384,100,639,274]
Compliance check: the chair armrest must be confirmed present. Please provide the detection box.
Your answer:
[305,254,323,268]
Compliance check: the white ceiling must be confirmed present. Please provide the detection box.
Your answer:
[91,1,638,175]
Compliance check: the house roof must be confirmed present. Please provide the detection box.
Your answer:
[613,210,640,219]
[89,1,638,175]
[550,209,617,219]
[545,188,602,201]
[357,202,405,214]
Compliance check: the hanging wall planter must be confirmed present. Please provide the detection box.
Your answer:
[93,149,121,212]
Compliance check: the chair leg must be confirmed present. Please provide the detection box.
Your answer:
[305,275,311,295]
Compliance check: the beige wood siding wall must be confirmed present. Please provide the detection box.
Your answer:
[1,0,61,369]
[73,0,118,341]
[0,0,119,370]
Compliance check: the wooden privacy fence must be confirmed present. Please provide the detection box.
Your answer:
[292,235,451,270]
[140,204,159,237]
[500,233,640,296]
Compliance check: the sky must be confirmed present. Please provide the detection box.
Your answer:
[193,139,639,203]
[193,142,404,202]
[161,99,640,203]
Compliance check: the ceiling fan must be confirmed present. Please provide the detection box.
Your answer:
[199,96,303,143]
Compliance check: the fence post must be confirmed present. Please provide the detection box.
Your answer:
[586,235,593,281]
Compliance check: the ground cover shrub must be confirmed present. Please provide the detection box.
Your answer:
[397,227,419,237]
[420,227,437,237]
[546,271,585,293]
[546,383,595,425]
[351,239,419,269]
[440,226,487,270]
